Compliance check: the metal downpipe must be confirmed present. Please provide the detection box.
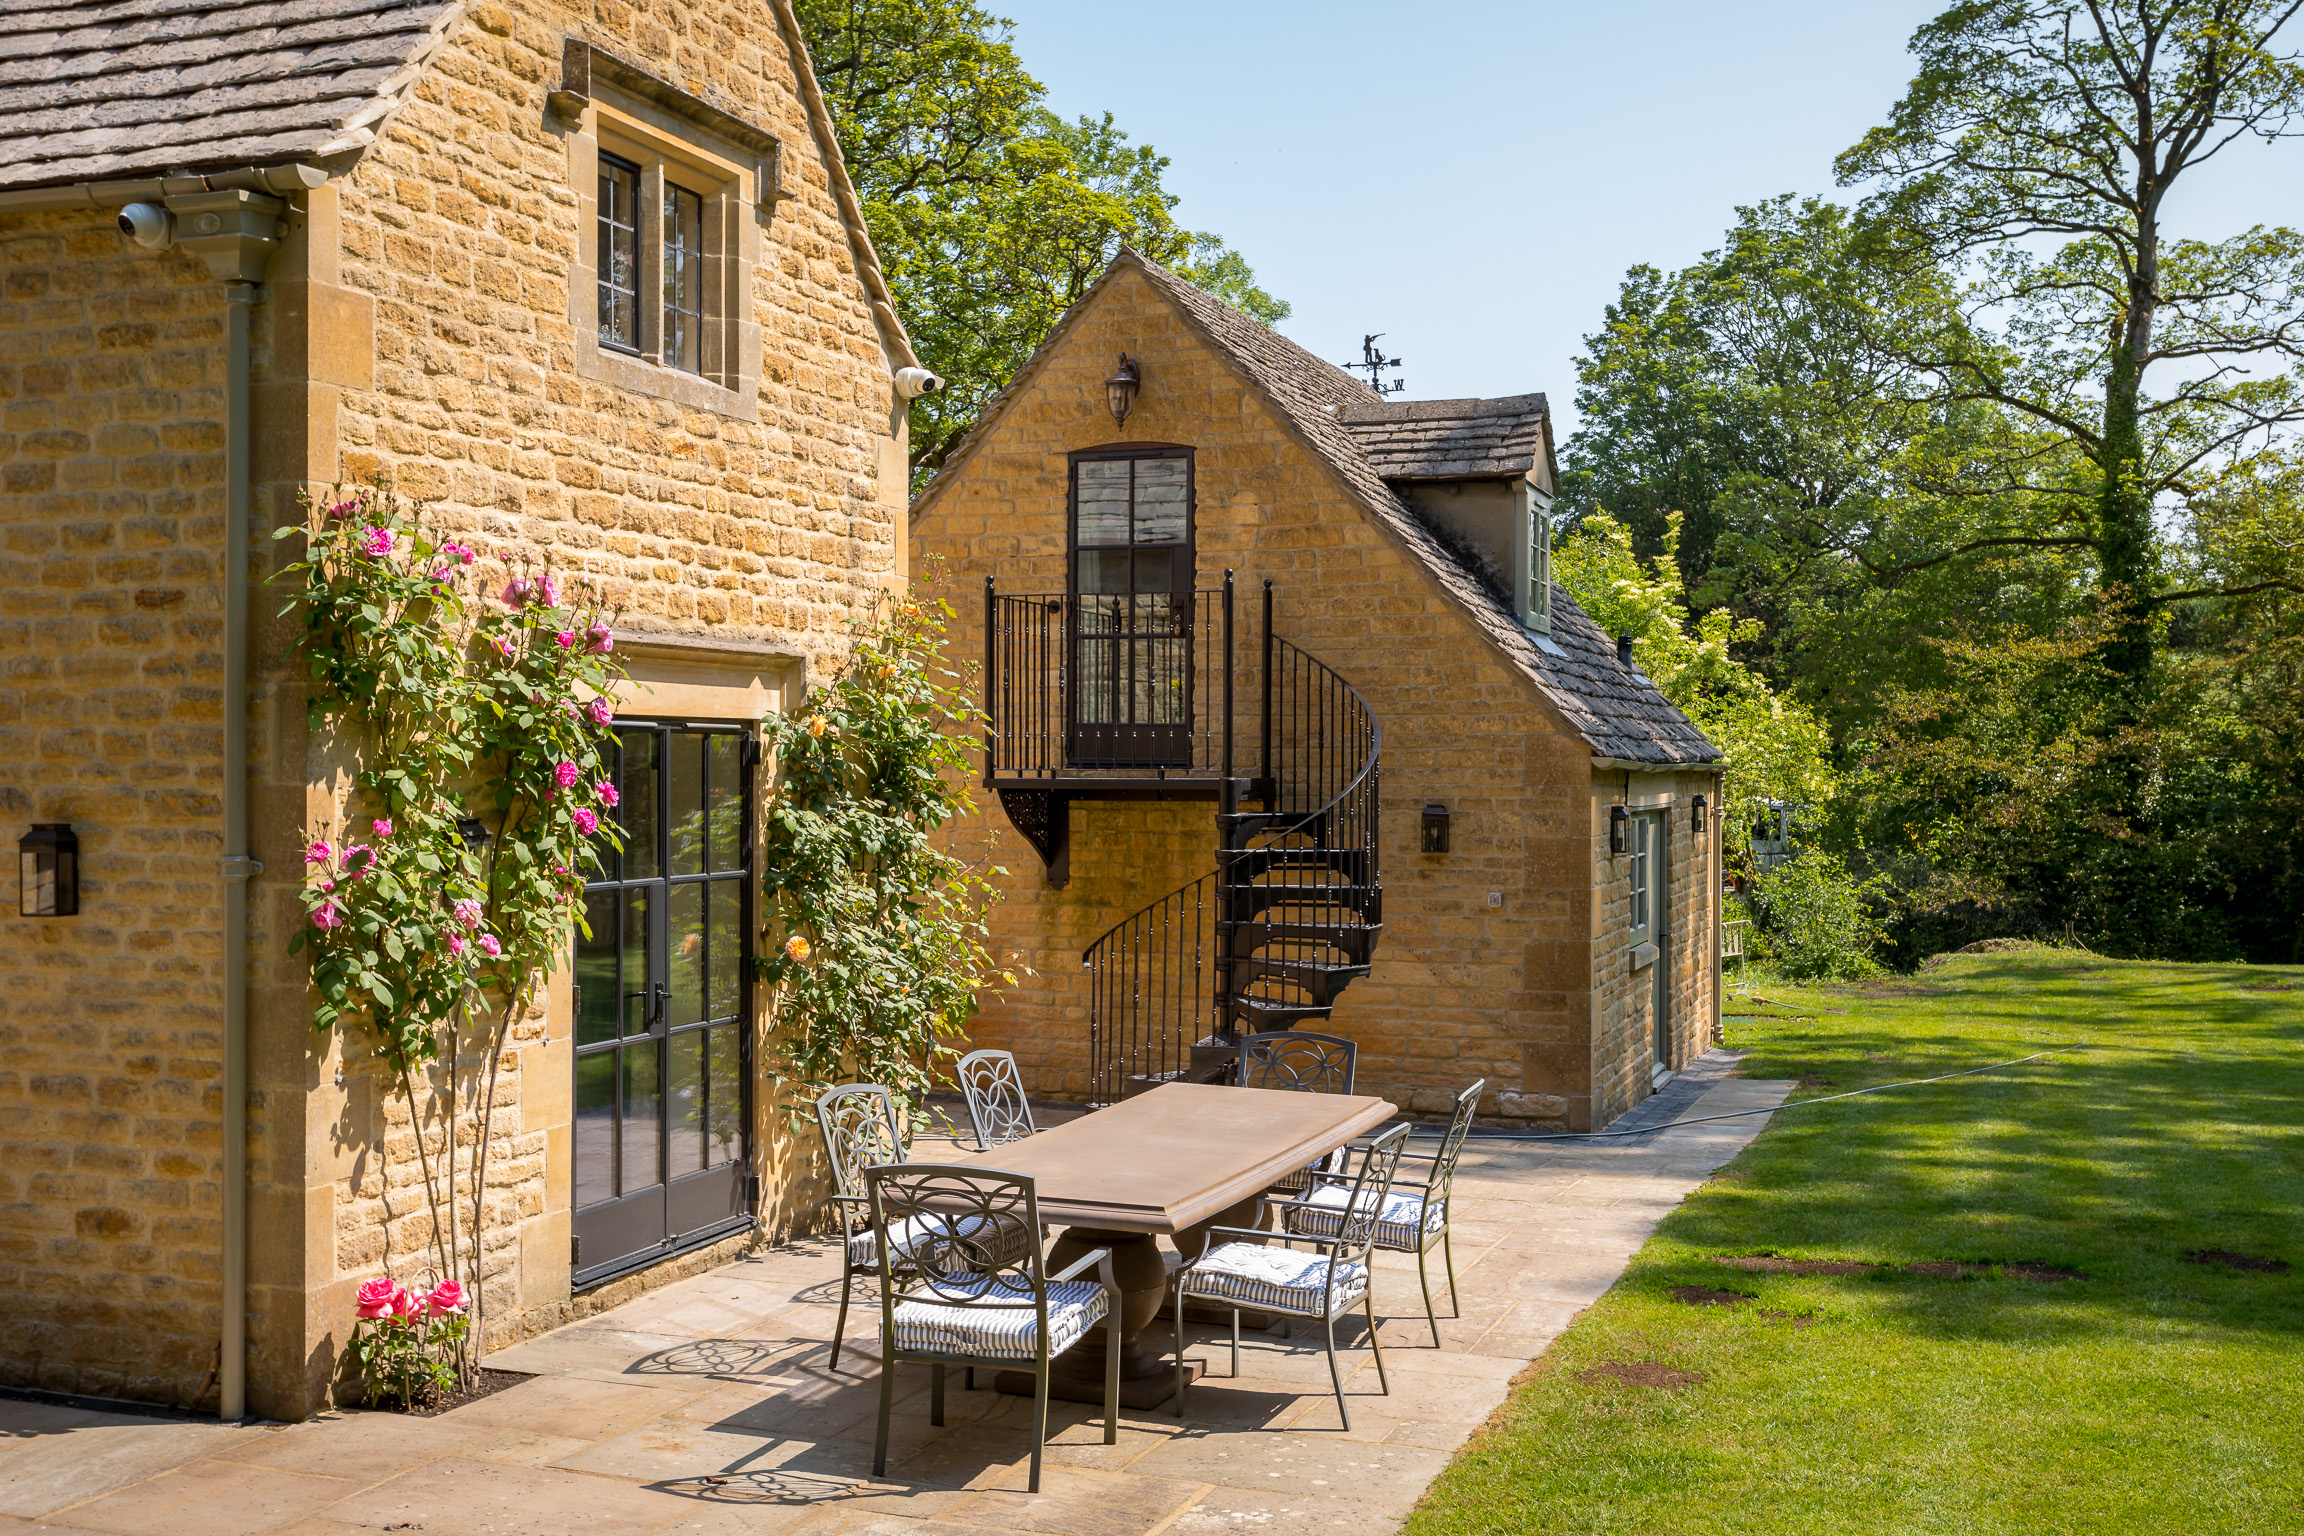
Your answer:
[219,278,258,1421]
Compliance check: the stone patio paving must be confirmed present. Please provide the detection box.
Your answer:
[0,1069,1791,1536]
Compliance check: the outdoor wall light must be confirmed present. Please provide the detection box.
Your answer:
[1105,353,1141,425]
[1691,794,1708,833]
[1609,804,1629,855]
[19,823,78,917]
[457,817,492,852]
[1421,803,1451,853]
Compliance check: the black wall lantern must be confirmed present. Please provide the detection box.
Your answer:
[1421,803,1451,853]
[1609,804,1629,855]
[457,817,492,853]
[19,823,78,917]
[1691,793,1708,833]
[1105,353,1141,425]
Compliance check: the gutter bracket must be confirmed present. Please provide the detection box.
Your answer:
[221,856,265,882]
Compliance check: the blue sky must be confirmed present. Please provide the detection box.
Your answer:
[994,0,2301,440]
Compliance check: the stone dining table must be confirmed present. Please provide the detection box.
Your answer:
[947,1080,1397,1408]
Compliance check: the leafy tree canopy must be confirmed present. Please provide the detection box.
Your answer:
[797,0,1289,480]
[1838,0,2304,678]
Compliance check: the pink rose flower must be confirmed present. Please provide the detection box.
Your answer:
[304,840,332,865]
[572,807,599,836]
[389,1285,424,1319]
[447,932,467,956]
[535,574,561,607]
[359,526,392,558]
[598,781,619,808]
[586,622,614,654]
[492,633,517,658]
[425,1279,466,1316]
[312,899,344,931]
[554,761,581,790]
[556,630,577,648]
[586,698,613,726]
[371,818,392,838]
[343,843,374,876]
[477,934,502,958]
[355,1277,399,1319]
[452,897,484,929]
[499,577,533,607]
[442,541,475,565]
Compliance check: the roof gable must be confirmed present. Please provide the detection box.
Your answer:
[912,249,1719,766]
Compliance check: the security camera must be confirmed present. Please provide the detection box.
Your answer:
[118,203,174,250]
[893,367,945,400]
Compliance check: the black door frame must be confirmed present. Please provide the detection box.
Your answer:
[571,717,757,1288]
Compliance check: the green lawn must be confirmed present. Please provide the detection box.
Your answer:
[1405,949,2304,1535]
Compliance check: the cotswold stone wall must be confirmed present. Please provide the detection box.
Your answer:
[0,213,234,1405]
[4,0,904,1419]
[264,0,906,1415]
[1587,769,1723,1130]
[915,265,1627,1129]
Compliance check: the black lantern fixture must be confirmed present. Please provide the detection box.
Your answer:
[1609,804,1629,855]
[19,823,78,917]
[457,817,492,853]
[1104,353,1141,425]
[1420,803,1451,854]
[1691,794,1708,833]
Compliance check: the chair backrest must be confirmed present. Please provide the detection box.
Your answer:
[1427,1078,1486,1210]
[956,1048,1036,1149]
[1324,1122,1410,1265]
[815,1083,906,1205]
[1239,1031,1356,1095]
[864,1163,1045,1309]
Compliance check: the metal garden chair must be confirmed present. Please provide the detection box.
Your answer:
[956,1047,1037,1149]
[1239,1030,1359,1196]
[866,1164,1120,1493]
[1238,1030,1357,1094]
[815,1082,908,1371]
[1170,1121,1409,1430]
[1285,1078,1484,1346]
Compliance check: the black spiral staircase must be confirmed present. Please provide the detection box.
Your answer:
[1074,584,1383,1103]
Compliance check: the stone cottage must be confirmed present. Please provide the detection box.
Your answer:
[913,251,1726,1133]
[1,0,927,1419]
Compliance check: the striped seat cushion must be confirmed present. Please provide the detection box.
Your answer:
[847,1213,1031,1270]
[1179,1242,1368,1317]
[1284,1185,1444,1251]
[890,1275,1109,1360]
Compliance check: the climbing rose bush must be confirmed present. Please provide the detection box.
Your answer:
[274,483,625,1069]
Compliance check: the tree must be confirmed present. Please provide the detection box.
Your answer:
[1553,509,1839,868]
[1839,0,2304,681]
[796,0,1288,479]
[1562,198,2092,729]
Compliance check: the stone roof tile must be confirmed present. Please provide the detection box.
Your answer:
[1337,392,1551,480]
[0,0,461,192]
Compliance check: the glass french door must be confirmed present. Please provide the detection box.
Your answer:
[572,722,753,1285]
[1069,447,1193,766]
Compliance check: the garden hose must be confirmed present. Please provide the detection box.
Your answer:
[1409,1045,2088,1142]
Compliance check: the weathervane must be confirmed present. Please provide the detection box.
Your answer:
[1342,333,1405,396]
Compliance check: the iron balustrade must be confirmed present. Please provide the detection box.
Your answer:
[984,581,1235,780]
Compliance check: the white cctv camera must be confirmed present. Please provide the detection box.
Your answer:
[118,203,174,250]
[894,367,945,400]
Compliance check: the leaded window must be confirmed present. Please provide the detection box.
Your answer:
[597,153,641,353]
